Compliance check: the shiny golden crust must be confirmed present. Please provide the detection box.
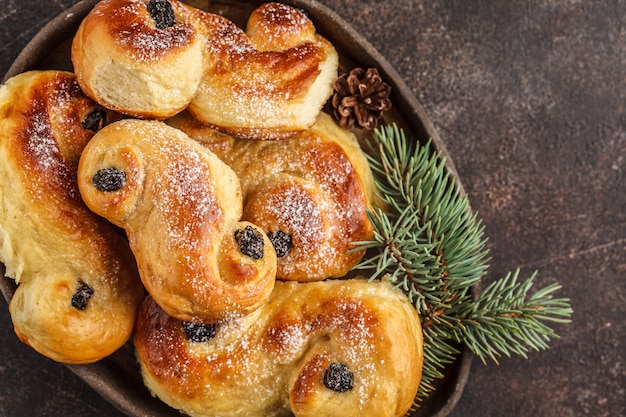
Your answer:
[135,279,423,417]
[71,0,338,138]
[174,112,374,281]
[0,70,143,364]
[77,119,277,322]
[189,2,339,140]
[72,0,206,119]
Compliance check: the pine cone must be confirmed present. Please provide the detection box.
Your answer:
[330,68,392,130]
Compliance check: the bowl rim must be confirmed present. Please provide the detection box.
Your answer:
[1,1,473,416]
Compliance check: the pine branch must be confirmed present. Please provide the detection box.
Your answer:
[352,123,573,408]
[454,269,573,365]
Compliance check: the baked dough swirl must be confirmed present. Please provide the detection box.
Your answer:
[188,2,339,140]
[135,278,423,417]
[71,0,338,139]
[72,0,206,119]
[0,70,144,364]
[77,119,277,322]
[168,112,375,281]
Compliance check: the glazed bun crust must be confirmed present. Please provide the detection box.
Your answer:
[72,0,205,119]
[0,70,143,364]
[77,119,277,322]
[135,278,423,417]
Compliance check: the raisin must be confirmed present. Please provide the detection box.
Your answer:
[323,362,354,392]
[92,168,126,192]
[234,225,265,260]
[82,108,107,132]
[148,0,175,30]
[267,230,293,258]
[71,280,94,311]
[182,321,218,342]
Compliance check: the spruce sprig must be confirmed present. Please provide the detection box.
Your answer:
[455,269,573,364]
[352,124,573,407]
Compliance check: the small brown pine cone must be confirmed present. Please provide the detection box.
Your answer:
[330,67,392,130]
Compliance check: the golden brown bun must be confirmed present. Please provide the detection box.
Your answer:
[188,2,339,140]
[77,119,277,322]
[71,0,338,138]
[72,0,206,119]
[166,110,236,155]
[0,70,144,364]
[171,112,374,281]
[135,278,423,417]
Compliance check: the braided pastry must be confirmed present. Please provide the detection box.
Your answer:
[0,70,144,364]
[71,0,338,139]
[77,119,277,322]
[135,278,423,417]
[169,112,375,281]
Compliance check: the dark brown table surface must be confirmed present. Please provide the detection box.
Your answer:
[1,1,624,416]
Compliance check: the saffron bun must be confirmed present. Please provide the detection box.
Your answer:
[77,119,277,323]
[71,0,206,119]
[71,0,339,139]
[134,278,423,417]
[0,70,144,364]
[188,2,339,140]
[168,111,375,281]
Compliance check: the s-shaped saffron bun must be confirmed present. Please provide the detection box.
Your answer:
[0,70,143,364]
[71,0,338,139]
[134,278,423,417]
[77,119,277,322]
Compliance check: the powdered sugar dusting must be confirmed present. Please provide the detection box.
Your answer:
[207,14,256,58]
[154,138,219,251]
[24,104,61,172]
[247,2,315,51]
[118,22,196,61]
[264,183,324,247]
[19,75,90,201]
[108,1,196,62]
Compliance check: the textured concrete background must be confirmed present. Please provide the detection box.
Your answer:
[1,1,624,416]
